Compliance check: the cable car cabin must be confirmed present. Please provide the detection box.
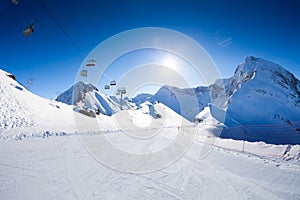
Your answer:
[104,85,110,90]
[85,59,96,67]
[23,24,34,37]
[80,70,88,77]
[110,80,116,86]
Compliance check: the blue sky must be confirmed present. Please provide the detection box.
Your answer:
[1,0,300,99]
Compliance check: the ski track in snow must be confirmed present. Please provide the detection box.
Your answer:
[0,131,299,200]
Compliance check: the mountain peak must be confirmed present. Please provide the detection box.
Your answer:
[74,81,98,92]
[245,56,259,63]
[56,81,98,106]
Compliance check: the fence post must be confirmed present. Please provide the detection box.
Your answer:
[242,127,246,152]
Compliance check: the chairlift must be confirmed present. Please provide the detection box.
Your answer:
[23,23,34,37]
[110,80,116,86]
[120,87,126,94]
[104,85,110,90]
[11,0,19,5]
[117,87,126,95]
[85,59,96,67]
[80,70,88,77]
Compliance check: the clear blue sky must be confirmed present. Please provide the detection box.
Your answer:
[1,0,300,99]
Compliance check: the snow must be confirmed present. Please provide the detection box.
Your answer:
[1,60,300,199]
[133,57,300,144]
[132,85,211,121]
[136,56,300,126]
[0,131,299,200]
[225,56,300,125]
[56,81,132,117]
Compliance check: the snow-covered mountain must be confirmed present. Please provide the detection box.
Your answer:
[132,85,211,121]
[136,56,300,125]
[1,56,299,144]
[133,56,300,144]
[223,56,300,125]
[56,81,133,117]
[218,56,300,144]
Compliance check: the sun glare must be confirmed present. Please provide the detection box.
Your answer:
[162,55,177,69]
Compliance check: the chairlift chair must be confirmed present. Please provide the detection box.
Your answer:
[110,80,116,86]
[80,70,88,77]
[23,23,34,37]
[11,0,19,5]
[85,59,96,67]
[104,85,110,90]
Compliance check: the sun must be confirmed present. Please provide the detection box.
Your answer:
[162,55,177,69]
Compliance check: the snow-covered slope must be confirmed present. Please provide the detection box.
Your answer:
[0,70,34,129]
[0,69,127,139]
[1,121,300,200]
[0,68,190,140]
[0,69,79,137]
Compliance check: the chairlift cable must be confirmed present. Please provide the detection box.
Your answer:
[36,0,82,52]
[103,73,112,81]
[37,0,113,83]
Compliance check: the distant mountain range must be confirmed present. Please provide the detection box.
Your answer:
[2,56,299,144]
[129,56,300,144]
[132,56,300,126]
[56,56,300,144]
[56,56,300,127]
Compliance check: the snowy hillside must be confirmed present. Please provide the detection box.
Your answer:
[0,69,81,137]
[0,69,123,139]
[0,69,34,129]
[0,68,190,140]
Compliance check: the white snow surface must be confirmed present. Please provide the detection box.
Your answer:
[1,68,300,199]
[0,69,181,140]
[0,129,300,200]
[0,69,77,136]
